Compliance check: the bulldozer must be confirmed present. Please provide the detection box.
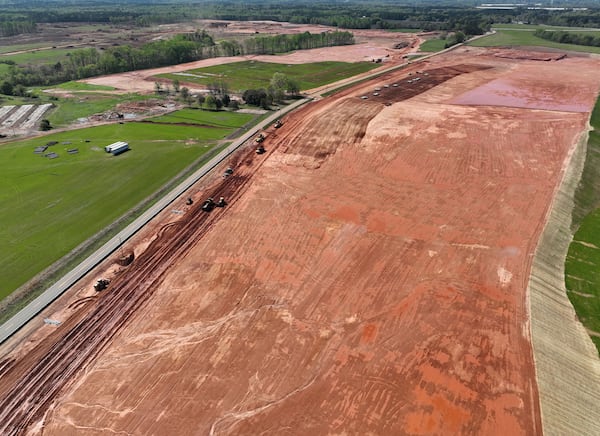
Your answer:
[273,119,283,128]
[216,196,227,207]
[255,133,265,143]
[256,144,266,154]
[202,197,215,212]
[94,278,110,292]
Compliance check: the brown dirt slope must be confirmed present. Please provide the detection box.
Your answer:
[1,48,600,435]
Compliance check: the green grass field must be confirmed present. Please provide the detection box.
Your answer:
[469,28,600,54]
[0,109,257,299]
[0,48,74,67]
[386,28,422,33]
[1,90,142,128]
[157,60,380,92]
[492,23,600,31]
[0,43,53,55]
[45,93,153,127]
[148,108,254,128]
[55,81,115,91]
[419,39,447,52]
[565,97,600,353]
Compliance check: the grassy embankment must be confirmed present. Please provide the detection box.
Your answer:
[157,60,380,92]
[0,109,255,302]
[386,28,422,33]
[418,38,447,52]
[472,23,600,351]
[469,25,600,54]
[565,97,600,353]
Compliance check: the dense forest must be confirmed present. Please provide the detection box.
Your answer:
[1,30,354,88]
[0,1,598,38]
[1,1,600,39]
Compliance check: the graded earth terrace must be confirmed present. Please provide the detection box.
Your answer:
[1,46,600,435]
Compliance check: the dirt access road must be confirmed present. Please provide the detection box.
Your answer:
[1,46,599,435]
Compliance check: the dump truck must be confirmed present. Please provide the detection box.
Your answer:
[94,279,110,292]
[273,119,283,128]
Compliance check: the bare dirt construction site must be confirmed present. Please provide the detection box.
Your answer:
[1,45,600,435]
[81,21,417,94]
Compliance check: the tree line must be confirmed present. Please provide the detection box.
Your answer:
[534,28,600,47]
[0,19,36,37]
[1,30,354,90]
[218,31,354,56]
[3,2,600,39]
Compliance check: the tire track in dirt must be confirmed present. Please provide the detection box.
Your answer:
[0,59,527,435]
[0,143,270,435]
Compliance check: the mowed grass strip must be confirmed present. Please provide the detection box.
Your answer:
[386,28,422,33]
[148,108,255,128]
[419,38,447,52]
[565,97,600,353]
[1,48,74,66]
[469,28,600,54]
[0,112,251,299]
[55,81,115,91]
[0,42,54,54]
[157,60,380,92]
[491,23,600,31]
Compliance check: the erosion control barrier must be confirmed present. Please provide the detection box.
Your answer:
[529,127,600,435]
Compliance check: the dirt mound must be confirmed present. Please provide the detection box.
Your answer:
[116,252,134,267]
[490,48,568,61]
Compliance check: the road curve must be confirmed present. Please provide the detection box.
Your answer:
[0,97,309,346]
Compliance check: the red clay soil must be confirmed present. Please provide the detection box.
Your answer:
[1,47,600,435]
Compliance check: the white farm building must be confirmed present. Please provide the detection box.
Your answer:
[104,141,129,155]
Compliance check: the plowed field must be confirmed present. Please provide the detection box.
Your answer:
[1,47,600,435]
